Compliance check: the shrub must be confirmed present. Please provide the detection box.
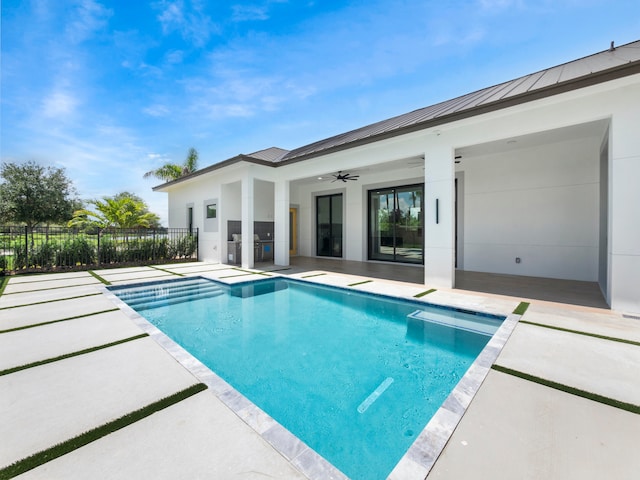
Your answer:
[98,238,118,264]
[169,235,197,258]
[56,236,95,266]
[30,241,58,268]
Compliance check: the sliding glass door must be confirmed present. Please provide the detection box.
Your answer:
[368,184,423,264]
[316,193,343,257]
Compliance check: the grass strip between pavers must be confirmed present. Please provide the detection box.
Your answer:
[301,273,326,278]
[0,292,102,310]
[88,270,111,285]
[347,280,373,287]
[0,333,149,377]
[0,383,208,479]
[148,265,185,276]
[0,276,8,297]
[512,301,530,315]
[491,364,640,415]
[414,289,436,298]
[0,308,120,334]
[232,268,272,277]
[0,273,94,285]
[99,273,178,284]
[0,282,103,295]
[519,320,640,347]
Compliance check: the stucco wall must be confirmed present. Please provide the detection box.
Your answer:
[157,74,640,312]
[459,137,600,281]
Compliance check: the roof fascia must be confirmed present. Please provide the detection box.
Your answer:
[152,154,276,191]
[276,60,640,166]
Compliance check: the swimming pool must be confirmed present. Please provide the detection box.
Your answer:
[111,277,505,479]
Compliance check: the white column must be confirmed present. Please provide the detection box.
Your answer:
[274,179,290,266]
[241,173,255,269]
[423,143,455,288]
[609,104,640,313]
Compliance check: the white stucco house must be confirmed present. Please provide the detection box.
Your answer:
[154,40,640,313]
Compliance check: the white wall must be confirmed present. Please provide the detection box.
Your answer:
[459,137,600,281]
[159,73,640,312]
[253,179,274,221]
[291,167,425,260]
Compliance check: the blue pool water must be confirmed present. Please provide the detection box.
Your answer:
[112,277,504,479]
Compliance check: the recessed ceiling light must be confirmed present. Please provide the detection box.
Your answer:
[317,177,323,180]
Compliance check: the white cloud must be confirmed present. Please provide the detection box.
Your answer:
[65,0,113,43]
[155,0,219,47]
[231,5,270,21]
[144,104,171,117]
[165,49,184,64]
[42,90,79,118]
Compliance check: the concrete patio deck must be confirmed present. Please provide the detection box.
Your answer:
[0,262,638,479]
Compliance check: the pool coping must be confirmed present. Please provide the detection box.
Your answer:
[100,275,520,480]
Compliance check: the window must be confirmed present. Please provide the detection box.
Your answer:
[368,184,423,264]
[206,204,217,219]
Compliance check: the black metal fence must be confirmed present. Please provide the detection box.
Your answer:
[0,226,198,275]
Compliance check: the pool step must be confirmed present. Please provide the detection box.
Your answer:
[113,279,211,301]
[115,281,224,310]
[407,309,502,336]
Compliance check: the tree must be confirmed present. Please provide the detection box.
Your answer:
[0,161,79,230]
[113,192,162,228]
[143,147,199,182]
[68,193,160,229]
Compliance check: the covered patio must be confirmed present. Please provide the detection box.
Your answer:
[277,257,609,309]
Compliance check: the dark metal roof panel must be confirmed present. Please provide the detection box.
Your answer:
[247,146,289,162]
[506,70,549,96]
[279,40,640,163]
[532,65,564,89]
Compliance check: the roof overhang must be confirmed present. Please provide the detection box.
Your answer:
[152,154,276,191]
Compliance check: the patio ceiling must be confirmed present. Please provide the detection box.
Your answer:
[454,118,609,161]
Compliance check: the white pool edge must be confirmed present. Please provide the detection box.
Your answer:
[101,278,520,480]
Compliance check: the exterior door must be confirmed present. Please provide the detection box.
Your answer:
[316,194,343,257]
[368,184,423,264]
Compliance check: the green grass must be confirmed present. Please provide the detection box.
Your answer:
[519,320,640,347]
[231,268,272,276]
[491,364,640,415]
[1,282,103,295]
[0,276,8,297]
[0,292,102,310]
[347,280,373,287]
[0,308,119,334]
[0,383,208,479]
[512,301,530,315]
[301,273,326,278]
[87,270,111,285]
[0,334,148,376]
[414,288,436,298]
[148,265,184,276]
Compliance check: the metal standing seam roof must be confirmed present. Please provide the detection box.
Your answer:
[246,146,290,162]
[154,40,640,191]
[276,39,640,163]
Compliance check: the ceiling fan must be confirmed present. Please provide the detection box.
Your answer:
[331,171,359,182]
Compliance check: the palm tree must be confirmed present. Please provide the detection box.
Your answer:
[68,195,160,229]
[144,147,199,182]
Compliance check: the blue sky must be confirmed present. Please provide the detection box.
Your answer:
[2,0,639,225]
